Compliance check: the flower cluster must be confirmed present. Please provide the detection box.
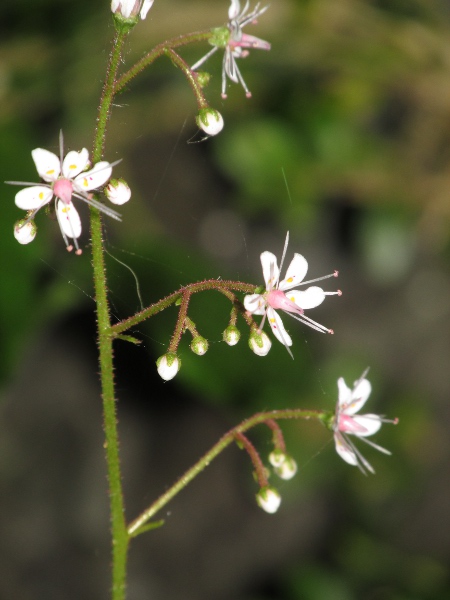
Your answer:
[192,0,271,98]
[9,134,130,255]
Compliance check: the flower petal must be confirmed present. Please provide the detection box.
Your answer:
[73,161,112,192]
[278,253,308,290]
[229,0,241,20]
[337,377,353,408]
[350,414,383,437]
[243,293,266,315]
[237,33,271,51]
[62,148,90,179]
[32,148,61,182]
[56,200,82,239]
[260,251,279,291]
[267,307,292,346]
[288,286,325,309]
[140,0,154,19]
[334,432,358,466]
[346,378,372,415]
[15,186,53,210]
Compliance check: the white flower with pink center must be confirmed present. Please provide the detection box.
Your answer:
[244,233,341,356]
[333,371,397,474]
[192,0,271,98]
[8,132,121,254]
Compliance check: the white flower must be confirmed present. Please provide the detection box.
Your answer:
[111,0,154,20]
[8,132,121,254]
[333,371,397,474]
[248,329,271,356]
[196,108,224,136]
[256,486,281,514]
[244,232,341,357]
[156,353,180,381]
[105,179,131,205]
[14,219,37,245]
[191,0,271,98]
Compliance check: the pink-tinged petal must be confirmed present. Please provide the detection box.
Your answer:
[338,414,370,435]
[62,148,90,179]
[267,307,292,346]
[350,414,383,437]
[288,286,326,309]
[267,289,303,316]
[243,293,266,315]
[236,33,271,51]
[338,377,353,409]
[345,378,372,415]
[278,253,309,290]
[73,161,112,192]
[334,432,358,466]
[15,186,53,210]
[229,0,241,20]
[31,148,61,182]
[56,200,82,239]
[260,251,280,290]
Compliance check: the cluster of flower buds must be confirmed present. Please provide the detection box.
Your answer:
[268,449,298,480]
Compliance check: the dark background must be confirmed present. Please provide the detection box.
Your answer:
[1,1,449,599]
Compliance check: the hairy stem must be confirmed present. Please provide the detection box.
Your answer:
[110,280,257,335]
[90,29,130,600]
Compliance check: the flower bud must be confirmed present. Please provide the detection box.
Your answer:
[105,178,131,205]
[196,108,224,136]
[111,0,154,20]
[273,456,297,481]
[223,325,240,346]
[156,352,180,381]
[268,449,287,468]
[248,330,271,356]
[190,336,209,356]
[14,219,37,245]
[256,486,281,514]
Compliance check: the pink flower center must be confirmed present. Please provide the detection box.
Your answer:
[266,289,304,315]
[54,178,73,204]
[338,414,368,434]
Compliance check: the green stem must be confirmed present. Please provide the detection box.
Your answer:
[128,408,330,536]
[90,28,130,600]
[114,31,213,94]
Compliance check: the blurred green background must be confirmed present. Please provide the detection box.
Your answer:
[1,0,450,599]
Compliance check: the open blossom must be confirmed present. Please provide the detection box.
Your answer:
[8,133,121,254]
[244,232,341,357]
[111,0,154,20]
[333,371,398,474]
[191,0,271,98]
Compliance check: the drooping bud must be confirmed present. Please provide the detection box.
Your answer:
[111,0,154,20]
[190,336,209,356]
[256,486,281,514]
[196,108,224,136]
[268,449,287,468]
[223,325,241,346]
[248,330,271,356]
[105,178,131,205]
[156,352,180,381]
[14,219,37,245]
[273,456,297,481]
